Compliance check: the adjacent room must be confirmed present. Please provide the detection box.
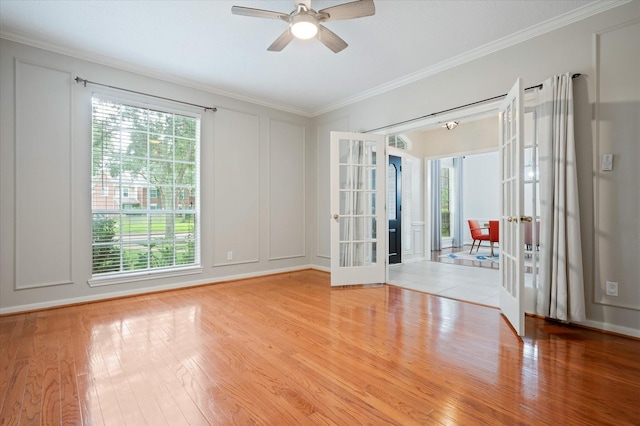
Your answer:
[1,1,639,424]
[387,112,542,307]
[384,116,504,306]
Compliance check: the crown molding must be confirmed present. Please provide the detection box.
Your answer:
[1,0,630,118]
[0,29,315,117]
[311,0,631,117]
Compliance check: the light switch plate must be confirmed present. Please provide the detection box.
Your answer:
[602,154,613,171]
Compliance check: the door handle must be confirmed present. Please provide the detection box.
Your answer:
[507,216,533,223]
[333,213,339,220]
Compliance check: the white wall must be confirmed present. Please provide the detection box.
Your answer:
[407,115,499,159]
[592,18,640,312]
[312,2,640,337]
[314,116,349,262]
[0,39,314,313]
[1,2,638,338]
[462,152,500,245]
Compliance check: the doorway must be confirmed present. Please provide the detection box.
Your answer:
[389,148,501,307]
[388,155,402,264]
[387,106,540,312]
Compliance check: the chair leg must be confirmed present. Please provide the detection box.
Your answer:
[469,240,476,254]
[476,241,482,252]
[490,242,494,257]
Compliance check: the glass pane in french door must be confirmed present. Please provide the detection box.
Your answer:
[338,138,377,267]
[523,109,540,289]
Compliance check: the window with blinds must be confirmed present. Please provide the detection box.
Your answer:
[91,96,200,277]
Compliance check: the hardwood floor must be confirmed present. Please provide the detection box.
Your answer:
[1,270,639,425]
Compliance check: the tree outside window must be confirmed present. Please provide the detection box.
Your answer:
[91,97,200,276]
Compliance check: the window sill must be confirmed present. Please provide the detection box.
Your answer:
[88,265,203,287]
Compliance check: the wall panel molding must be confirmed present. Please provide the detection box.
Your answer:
[268,118,306,261]
[592,19,640,310]
[14,59,73,289]
[316,116,349,260]
[212,108,260,267]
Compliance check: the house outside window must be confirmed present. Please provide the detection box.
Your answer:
[91,96,200,279]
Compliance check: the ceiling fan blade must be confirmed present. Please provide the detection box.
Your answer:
[231,6,289,21]
[317,25,348,53]
[267,29,295,51]
[318,0,375,22]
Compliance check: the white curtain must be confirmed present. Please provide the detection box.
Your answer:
[430,160,442,251]
[340,141,367,267]
[536,73,586,322]
[452,156,464,247]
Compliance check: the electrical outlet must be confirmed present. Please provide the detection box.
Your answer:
[605,281,618,296]
[227,251,233,261]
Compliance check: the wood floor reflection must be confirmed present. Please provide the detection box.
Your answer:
[1,270,639,425]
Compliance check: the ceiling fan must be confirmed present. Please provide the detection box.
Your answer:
[231,0,375,53]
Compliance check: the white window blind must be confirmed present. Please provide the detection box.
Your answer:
[91,96,200,277]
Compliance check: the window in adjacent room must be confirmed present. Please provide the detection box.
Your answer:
[91,95,200,279]
[388,134,410,150]
[440,157,456,245]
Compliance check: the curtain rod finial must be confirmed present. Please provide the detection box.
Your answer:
[75,76,87,87]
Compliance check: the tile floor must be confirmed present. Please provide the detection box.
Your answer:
[387,255,501,308]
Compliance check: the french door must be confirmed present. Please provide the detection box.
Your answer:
[499,78,528,336]
[330,131,386,286]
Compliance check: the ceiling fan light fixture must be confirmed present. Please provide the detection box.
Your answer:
[231,0,375,52]
[291,15,318,39]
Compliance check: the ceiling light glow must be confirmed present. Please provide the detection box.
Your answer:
[291,15,318,39]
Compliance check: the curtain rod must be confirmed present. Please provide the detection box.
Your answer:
[364,73,582,133]
[74,77,217,112]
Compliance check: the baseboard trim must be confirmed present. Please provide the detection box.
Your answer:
[2,265,639,340]
[0,264,318,316]
[574,319,640,340]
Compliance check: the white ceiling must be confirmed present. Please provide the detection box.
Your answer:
[0,0,611,116]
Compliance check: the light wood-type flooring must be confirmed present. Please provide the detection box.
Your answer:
[1,270,639,425]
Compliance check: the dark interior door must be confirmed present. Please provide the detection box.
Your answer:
[388,155,402,264]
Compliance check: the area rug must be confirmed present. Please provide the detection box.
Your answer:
[439,250,539,267]
[439,251,499,263]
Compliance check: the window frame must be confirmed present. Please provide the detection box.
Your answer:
[89,93,202,286]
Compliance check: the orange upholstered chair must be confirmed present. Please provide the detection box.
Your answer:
[488,220,500,256]
[468,219,490,253]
